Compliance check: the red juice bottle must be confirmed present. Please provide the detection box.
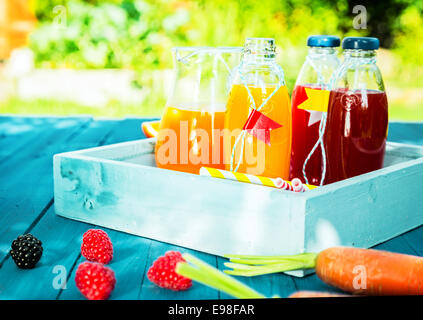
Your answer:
[324,37,388,184]
[290,35,340,185]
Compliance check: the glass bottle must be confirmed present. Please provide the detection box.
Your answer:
[290,35,341,185]
[155,47,242,174]
[224,38,291,179]
[324,37,388,184]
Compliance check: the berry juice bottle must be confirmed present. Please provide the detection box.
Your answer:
[324,37,388,184]
[290,35,340,185]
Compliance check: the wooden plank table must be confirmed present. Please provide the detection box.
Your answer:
[0,116,422,300]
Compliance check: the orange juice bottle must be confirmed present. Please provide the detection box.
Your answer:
[155,47,242,174]
[224,38,292,179]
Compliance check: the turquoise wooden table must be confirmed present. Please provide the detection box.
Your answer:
[0,116,422,300]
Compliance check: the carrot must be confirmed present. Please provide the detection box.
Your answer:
[288,290,349,298]
[224,247,423,296]
[316,247,423,295]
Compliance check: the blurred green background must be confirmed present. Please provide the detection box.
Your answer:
[1,0,423,120]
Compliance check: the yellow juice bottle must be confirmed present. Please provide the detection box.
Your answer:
[224,38,292,179]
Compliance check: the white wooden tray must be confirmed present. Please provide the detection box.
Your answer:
[53,139,423,276]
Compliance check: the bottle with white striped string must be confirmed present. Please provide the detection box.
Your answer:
[324,37,388,184]
[223,38,292,179]
[290,35,341,186]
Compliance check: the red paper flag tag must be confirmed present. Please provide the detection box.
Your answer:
[242,109,282,145]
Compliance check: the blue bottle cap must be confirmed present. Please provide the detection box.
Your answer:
[342,37,379,50]
[307,35,341,48]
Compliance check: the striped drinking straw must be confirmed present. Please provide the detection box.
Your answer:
[291,178,309,192]
[199,167,316,192]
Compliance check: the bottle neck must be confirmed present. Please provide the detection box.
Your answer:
[343,49,376,60]
[241,38,276,65]
[335,48,383,92]
[308,46,338,57]
[241,53,276,65]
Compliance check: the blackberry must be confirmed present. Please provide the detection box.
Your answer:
[10,234,43,269]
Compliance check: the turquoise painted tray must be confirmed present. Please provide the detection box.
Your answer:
[53,139,423,277]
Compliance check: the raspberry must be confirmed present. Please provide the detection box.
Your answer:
[81,229,113,264]
[147,251,192,291]
[75,262,116,300]
[10,234,43,269]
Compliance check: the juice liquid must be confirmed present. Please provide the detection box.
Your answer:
[290,84,323,185]
[155,106,225,174]
[224,84,292,179]
[324,89,388,184]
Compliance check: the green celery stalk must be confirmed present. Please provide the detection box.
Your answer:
[175,253,265,299]
[223,253,318,277]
